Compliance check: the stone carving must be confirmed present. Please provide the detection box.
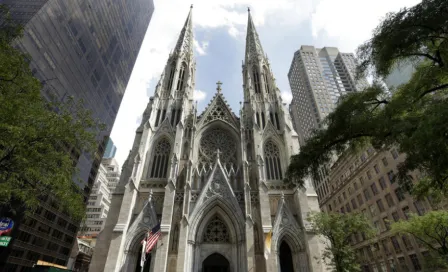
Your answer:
[203,98,235,126]
[203,174,231,202]
[203,216,230,243]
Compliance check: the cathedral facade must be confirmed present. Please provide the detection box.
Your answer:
[90,7,328,272]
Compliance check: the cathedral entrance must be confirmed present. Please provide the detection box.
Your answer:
[202,253,230,272]
[279,241,294,272]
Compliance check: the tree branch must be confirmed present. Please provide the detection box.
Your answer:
[416,83,448,100]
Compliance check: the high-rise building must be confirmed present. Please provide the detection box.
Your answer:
[0,1,154,270]
[90,7,329,272]
[320,146,433,272]
[102,158,121,194]
[103,138,117,159]
[288,46,367,146]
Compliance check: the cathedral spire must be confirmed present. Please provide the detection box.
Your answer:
[245,8,265,62]
[174,5,194,55]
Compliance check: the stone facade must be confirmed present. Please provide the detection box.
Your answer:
[320,147,434,272]
[90,7,329,272]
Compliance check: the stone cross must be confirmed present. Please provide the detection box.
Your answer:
[216,81,223,93]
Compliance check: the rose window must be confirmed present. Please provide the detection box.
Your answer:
[203,216,230,243]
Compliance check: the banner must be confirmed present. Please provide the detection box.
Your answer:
[264,229,272,260]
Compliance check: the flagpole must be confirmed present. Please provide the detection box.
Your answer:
[141,231,148,272]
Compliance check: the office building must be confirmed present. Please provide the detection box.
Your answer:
[288,46,368,146]
[1,0,154,270]
[103,138,117,159]
[320,146,433,272]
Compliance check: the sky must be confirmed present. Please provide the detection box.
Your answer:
[110,0,420,166]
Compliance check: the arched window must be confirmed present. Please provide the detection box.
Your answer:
[203,216,230,243]
[263,66,270,93]
[149,138,171,178]
[252,66,261,94]
[176,63,187,91]
[264,140,283,180]
[167,62,176,91]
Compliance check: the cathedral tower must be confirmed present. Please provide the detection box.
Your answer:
[90,7,328,272]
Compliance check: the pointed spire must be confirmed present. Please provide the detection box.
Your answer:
[245,8,265,62]
[174,6,194,55]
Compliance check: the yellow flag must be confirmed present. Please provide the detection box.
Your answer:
[264,229,272,259]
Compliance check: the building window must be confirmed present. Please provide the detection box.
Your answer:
[167,61,176,91]
[263,66,270,93]
[370,183,379,195]
[387,171,396,183]
[253,66,261,94]
[402,235,413,250]
[382,157,388,166]
[176,62,187,91]
[391,149,399,159]
[357,194,364,205]
[367,171,372,180]
[378,177,387,190]
[374,164,380,174]
[363,189,371,200]
[149,138,171,178]
[264,140,283,180]
[385,193,395,207]
[351,199,357,209]
[414,201,426,216]
[398,257,408,271]
[369,205,377,216]
[377,199,385,212]
[391,236,401,253]
[409,254,421,271]
[395,188,405,202]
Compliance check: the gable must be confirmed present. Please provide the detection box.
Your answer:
[191,160,242,217]
[198,93,239,129]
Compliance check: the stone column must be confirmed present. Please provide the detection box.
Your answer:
[152,180,176,271]
[103,186,138,272]
[175,218,189,272]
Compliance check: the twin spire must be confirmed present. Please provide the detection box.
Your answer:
[173,6,265,61]
[173,5,194,55]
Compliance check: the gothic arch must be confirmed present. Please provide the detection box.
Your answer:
[187,199,247,272]
[263,139,283,180]
[144,136,173,179]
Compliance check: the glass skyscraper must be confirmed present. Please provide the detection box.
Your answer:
[0,0,154,270]
[288,46,368,146]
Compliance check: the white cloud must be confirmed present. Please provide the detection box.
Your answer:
[281,91,293,104]
[193,89,207,101]
[228,25,241,38]
[311,0,421,52]
[194,39,209,56]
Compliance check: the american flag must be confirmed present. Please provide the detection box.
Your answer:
[144,223,161,254]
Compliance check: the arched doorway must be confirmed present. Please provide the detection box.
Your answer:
[279,241,294,272]
[134,244,151,272]
[203,253,230,272]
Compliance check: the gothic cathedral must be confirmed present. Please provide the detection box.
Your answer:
[91,7,328,272]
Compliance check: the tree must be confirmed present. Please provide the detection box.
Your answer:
[0,6,102,220]
[308,212,375,272]
[286,0,448,199]
[391,210,448,270]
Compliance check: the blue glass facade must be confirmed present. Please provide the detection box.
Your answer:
[103,138,117,159]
